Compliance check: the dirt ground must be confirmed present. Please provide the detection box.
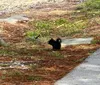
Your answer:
[0,1,100,85]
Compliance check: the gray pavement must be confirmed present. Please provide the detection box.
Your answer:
[55,48,100,85]
[0,15,29,24]
[61,38,93,47]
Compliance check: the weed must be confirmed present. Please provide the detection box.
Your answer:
[25,31,41,42]
[28,20,53,37]
[49,51,64,59]
[35,20,51,30]
[0,50,18,56]
[28,18,88,37]
[0,75,6,80]
[54,18,67,25]
[88,50,95,55]
[27,75,43,81]
[7,70,23,77]
[0,64,10,67]
[75,57,86,63]
[77,0,100,12]
[26,31,39,38]
[55,19,87,36]
[29,63,38,69]
[91,39,100,44]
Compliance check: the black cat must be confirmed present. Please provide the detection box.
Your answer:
[48,38,62,50]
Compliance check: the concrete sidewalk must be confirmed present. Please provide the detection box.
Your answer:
[55,48,100,85]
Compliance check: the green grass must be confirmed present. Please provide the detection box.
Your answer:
[75,0,100,24]
[1,70,43,81]
[0,49,18,56]
[77,0,100,12]
[27,75,43,81]
[84,0,100,10]
[0,75,6,80]
[91,39,100,44]
[27,18,88,38]
[26,1,100,43]
[6,70,23,77]
[0,64,10,67]
[26,31,39,38]
[29,63,39,69]
[54,18,68,25]
[48,51,64,59]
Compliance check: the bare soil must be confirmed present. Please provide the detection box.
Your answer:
[0,1,100,85]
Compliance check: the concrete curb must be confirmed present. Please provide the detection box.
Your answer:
[55,48,100,85]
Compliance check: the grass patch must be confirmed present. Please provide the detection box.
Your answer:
[49,51,64,59]
[0,64,10,67]
[77,0,100,10]
[1,69,43,81]
[0,75,6,80]
[76,0,100,14]
[91,39,100,44]
[27,75,43,81]
[6,70,23,77]
[27,18,88,38]
[54,18,67,25]
[26,31,39,38]
[29,63,39,69]
[0,49,18,56]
